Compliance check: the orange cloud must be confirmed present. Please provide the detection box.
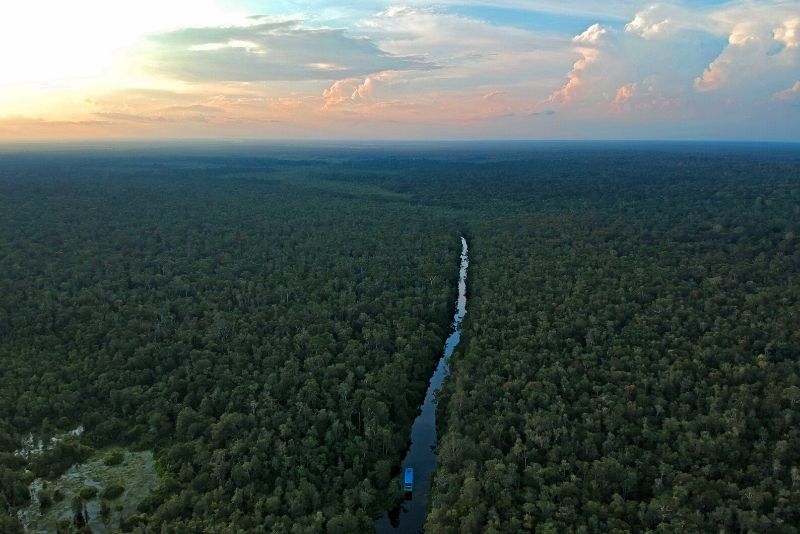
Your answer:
[774,81,800,101]
[612,82,637,112]
[545,24,608,105]
[322,72,398,109]
[547,47,601,104]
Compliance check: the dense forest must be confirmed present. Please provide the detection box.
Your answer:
[423,147,800,532]
[0,152,460,532]
[1,143,799,532]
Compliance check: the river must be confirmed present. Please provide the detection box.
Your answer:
[375,236,469,533]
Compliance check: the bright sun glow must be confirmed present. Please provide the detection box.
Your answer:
[0,0,797,140]
[0,0,244,91]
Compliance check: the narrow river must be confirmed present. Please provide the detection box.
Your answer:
[375,236,469,533]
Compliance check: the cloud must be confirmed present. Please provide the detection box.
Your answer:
[623,3,719,40]
[145,20,434,82]
[482,91,510,100]
[353,71,398,100]
[608,78,681,113]
[694,22,758,92]
[546,24,608,105]
[4,1,800,141]
[94,112,171,123]
[613,82,637,110]
[161,104,223,113]
[351,5,574,118]
[694,11,799,93]
[153,20,299,48]
[545,47,600,104]
[573,23,608,45]
[378,5,418,18]
[376,0,642,21]
[774,81,800,101]
[85,88,229,123]
[774,18,799,49]
[0,116,120,140]
[92,111,211,123]
[625,5,673,39]
[543,19,695,110]
[361,4,565,70]
[322,71,399,108]
[321,80,351,106]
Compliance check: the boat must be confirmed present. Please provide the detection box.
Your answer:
[403,468,413,492]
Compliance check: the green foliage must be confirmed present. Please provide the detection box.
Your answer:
[28,440,94,479]
[101,483,125,500]
[426,147,800,532]
[38,488,53,509]
[0,466,30,509]
[103,450,125,466]
[0,514,24,534]
[79,486,98,500]
[0,151,459,531]
[2,145,799,531]
[100,499,111,521]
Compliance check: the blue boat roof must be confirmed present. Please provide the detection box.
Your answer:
[404,468,414,484]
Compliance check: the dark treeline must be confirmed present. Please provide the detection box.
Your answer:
[1,144,799,533]
[420,149,800,532]
[0,156,459,532]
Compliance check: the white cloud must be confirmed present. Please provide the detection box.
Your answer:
[694,8,800,94]
[376,0,642,20]
[4,0,800,140]
[362,4,560,62]
[145,20,434,82]
[378,5,419,18]
[573,23,609,45]
[623,3,721,40]
[694,22,760,92]
[625,6,673,39]
[774,18,799,49]
[358,4,574,110]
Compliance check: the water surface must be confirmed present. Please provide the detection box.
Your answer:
[375,237,469,533]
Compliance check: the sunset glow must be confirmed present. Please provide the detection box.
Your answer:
[1,0,798,140]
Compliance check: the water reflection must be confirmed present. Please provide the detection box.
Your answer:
[375,237,469,533]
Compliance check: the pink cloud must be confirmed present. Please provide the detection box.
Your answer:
[612,82,637,112]
[322,71,398,109]
[546,47,600,104]
[322,79,355,108]
[695,15,799,94]
[694,23,763,92]
[545,24,608,105]
[482,91,510,100]
[774,81,800,101]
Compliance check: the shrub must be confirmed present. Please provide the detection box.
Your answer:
[103,451,125,466]
[38,488,53,509]
[101,483,125,500]
[79,486,98,500]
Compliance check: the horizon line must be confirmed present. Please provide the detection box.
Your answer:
[1,138,799,149]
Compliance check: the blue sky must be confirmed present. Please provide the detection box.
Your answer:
[0,0,797,140]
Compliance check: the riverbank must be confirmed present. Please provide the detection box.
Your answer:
[375,237,469,533]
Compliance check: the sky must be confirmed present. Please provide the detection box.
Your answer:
[0,0,798,141]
